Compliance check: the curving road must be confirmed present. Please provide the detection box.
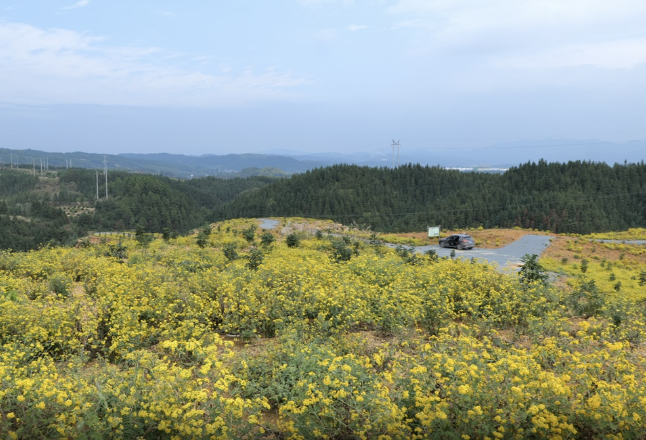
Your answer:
[258,219,553,270]
[398,234,554,269]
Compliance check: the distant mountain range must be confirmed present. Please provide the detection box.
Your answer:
[0,149,325,179]
[265,139,645,168]
[1,138,643,178]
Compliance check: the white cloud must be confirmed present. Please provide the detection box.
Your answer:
[493,38,646,70]
[387,0,646,70]
[62,0,90,10]
[0,21,308,107]
[347,24,367,32]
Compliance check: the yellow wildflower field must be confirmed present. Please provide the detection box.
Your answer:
[1,219,646,439]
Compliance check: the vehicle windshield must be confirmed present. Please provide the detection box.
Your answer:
[462,235,473,239]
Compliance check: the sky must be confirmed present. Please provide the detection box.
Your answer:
[1,0,646,156]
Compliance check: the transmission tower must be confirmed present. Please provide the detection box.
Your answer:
[392,140,401,168]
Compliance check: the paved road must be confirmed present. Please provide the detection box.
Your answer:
[258,218,280,230]
[258,219,553,270]
[396,234,554,269]
[593,239,646,245]
[94,232,133,236]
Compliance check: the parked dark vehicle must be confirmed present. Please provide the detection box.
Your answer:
[439,234,475,250]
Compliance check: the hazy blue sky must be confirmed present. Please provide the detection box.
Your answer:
[2,0,646,155]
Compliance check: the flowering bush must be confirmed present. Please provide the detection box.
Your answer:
[1,218,646,439]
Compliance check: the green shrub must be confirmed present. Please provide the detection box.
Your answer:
[246,248,264,271]
[49,274,72,298]
[568,279,602,318]
[105,241,127,262]
[223,243,238,262]
[196,231,209,248]
[260,232,275,247]
[286,233,300,248]
[519,254,548,285]
[242,225,257,243]
[426,249,439,263]
[330,239,352,263]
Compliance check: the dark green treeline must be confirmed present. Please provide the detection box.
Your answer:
[59,169,273,233]
[0,170,73,251]
[215,160,646,234]
[0,169,272,250]
[2,160,645,251]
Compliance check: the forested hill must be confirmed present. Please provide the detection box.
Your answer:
[3,160,646,251]
[0,168,273,250]
[59,169,273,233]
[215,160,646,234]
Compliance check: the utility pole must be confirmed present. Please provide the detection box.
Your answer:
[103,156,108,199]
[32,157,36,176]
[96,170,99,200]
[40,158,43,177]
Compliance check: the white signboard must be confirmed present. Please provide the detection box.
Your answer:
[428,226,441,238]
